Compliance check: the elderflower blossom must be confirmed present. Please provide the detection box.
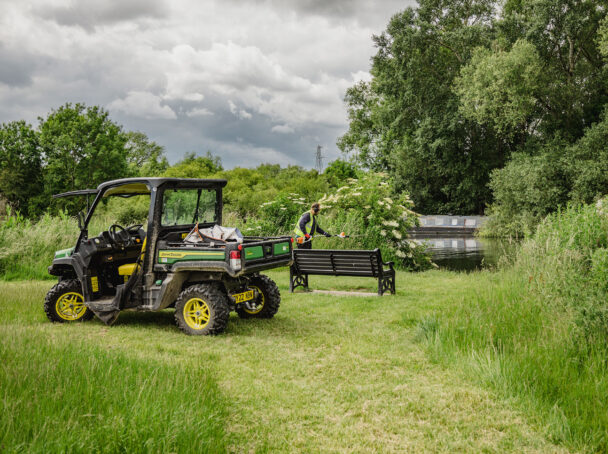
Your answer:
[392,230,402,239]
[382,220,399,227]
[380,230,386,236]
[597,198,608,216]
[377,200,384,206]
[384,197,393,204]
[396,250,406,258]
[352,192,362,196]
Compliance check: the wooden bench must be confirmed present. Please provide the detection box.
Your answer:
[289,248,396,295]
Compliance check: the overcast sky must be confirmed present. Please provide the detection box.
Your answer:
[0,0,415,168]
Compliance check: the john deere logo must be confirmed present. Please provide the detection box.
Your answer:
[160,252,185,258]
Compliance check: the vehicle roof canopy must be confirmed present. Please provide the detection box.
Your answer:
[53,177,228,199]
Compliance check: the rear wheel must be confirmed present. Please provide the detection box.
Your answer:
[44,279,94,323]
[236,274,280,319]
[174,284,230,335]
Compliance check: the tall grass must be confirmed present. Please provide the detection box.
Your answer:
[0,210,127,280]
[421,203,608,452]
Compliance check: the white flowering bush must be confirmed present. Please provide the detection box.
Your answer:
[318,173,433,270]
[243,193,307,236]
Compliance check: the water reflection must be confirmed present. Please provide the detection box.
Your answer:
[409,234,518,271]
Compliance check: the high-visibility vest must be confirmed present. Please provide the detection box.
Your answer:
[294,211,317,237]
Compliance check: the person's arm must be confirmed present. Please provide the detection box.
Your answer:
[315,221,330,237]
[298,212,311,237]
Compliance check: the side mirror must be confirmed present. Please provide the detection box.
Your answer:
[77,211,85,231]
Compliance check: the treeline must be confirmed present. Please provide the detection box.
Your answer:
[340,0,608,235]
[0,103,357,219]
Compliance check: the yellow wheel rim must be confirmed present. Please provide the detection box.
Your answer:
[184,298,211,330]
[55,292,87,321]
[244,286,264,315]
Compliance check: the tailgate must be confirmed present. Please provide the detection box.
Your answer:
[242,237,292,265]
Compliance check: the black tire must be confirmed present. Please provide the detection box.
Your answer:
[235,274,280,319]
[174,284,230,335]
[44,279,94,323]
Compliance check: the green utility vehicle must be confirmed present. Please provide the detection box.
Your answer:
[45,178,293,335]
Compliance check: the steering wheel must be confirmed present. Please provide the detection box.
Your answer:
[108,224,132,249]
[126,224,143,234]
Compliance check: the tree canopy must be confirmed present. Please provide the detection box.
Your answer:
[339,0,608,230]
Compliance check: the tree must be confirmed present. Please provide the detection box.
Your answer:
[338,0,503,214]
[124,131,169,176]
[498,0,608,140]
[323,159,358,186]
[164,152,223,178]
[39,103,128,213]
[0,121,44,217]
[456,40,544,138]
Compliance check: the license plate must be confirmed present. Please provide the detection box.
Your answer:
[233,290,254,304]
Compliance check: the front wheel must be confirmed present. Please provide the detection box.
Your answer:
[174,284,230,335]
[44,279,94,323]
[236,275,280,319]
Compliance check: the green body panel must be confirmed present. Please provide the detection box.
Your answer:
[54,247,75,259]
[157,250,225,265]
[273,242,290,255]
[244,246,264,260]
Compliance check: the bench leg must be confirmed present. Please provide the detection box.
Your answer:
[378,274,395,296]
[290,268,308,292]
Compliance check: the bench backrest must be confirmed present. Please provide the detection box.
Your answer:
[293,249,383,277]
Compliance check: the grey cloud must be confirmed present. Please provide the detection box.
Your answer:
[0,45,47,87]
[37,0,169,31]
[0,0,386,169]
[225,0,415,28]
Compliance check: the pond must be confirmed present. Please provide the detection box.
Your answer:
[409,234,519,271]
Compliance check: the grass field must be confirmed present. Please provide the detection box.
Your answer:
[0,270,572,453]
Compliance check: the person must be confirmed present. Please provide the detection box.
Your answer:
[294,202,331,249]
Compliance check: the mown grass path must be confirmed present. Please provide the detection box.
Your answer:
[1,271,571,453]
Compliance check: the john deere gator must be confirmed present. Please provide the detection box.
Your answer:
[45,178,293,335]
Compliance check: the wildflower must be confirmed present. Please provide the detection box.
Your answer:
[384,197,393,204]
[396,250,406,258]
[377,201,384,206]
[380,230,386,236]
[382,220,398,227]
[352,192,362,196]
[392,230,402,239]
[364,205,371,209]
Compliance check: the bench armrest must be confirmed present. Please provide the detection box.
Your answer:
[383,261,395,272]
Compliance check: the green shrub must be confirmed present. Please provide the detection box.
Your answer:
[482,148,570,238]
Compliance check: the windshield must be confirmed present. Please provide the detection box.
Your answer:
[162,188,218,226]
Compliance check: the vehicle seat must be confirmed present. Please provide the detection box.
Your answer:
[118,237,146,279]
